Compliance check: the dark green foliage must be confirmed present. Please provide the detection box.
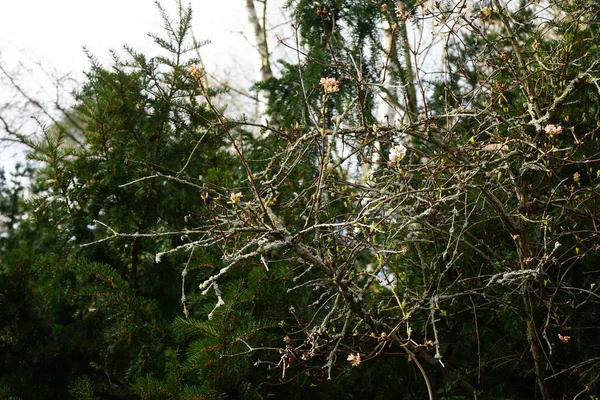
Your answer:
[0,3,231,398]
[259,0,387,128]
[69,376,95,400]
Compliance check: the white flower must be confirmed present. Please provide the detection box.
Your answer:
[389,144,407,163]
[347,353,361,366]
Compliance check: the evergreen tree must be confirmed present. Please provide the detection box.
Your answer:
[2,1,600,398]
[0,2,232,398]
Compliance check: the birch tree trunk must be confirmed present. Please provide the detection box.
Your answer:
[362,19,400,182]
[397,19,418,124]
[376,19,399,126]
[244,0,273,120]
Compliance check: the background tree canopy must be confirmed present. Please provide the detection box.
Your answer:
[1,1,600,399]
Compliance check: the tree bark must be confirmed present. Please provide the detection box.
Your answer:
[377,19,399,125]
[523,288,552,400]
[397,20,418,123]
[244,0,273,118]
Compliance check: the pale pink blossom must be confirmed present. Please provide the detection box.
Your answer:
[188,64,205,80]
[558,333,571,344]
[544,124,563,136]
[320,77,340,93]
[229,192,243,204]
[389,144,407,163]
[347,353,361,366]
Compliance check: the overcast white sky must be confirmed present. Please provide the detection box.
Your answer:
[0,0,277,171]
[0,0,254,75]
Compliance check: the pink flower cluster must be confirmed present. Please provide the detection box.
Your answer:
[558,333,570,344]
[320,77,340,94]
[188,64,205,80]
[229,192,243,204]
[544,124,563,136]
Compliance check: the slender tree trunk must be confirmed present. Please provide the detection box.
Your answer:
[360,19,399,183]
[481,169,551,399]
[244,0,273,118]
[397,20,418,123]
[507,170,551,399]
[515,192,552,399]
[377,19,398,125]
[523,288,552,400]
